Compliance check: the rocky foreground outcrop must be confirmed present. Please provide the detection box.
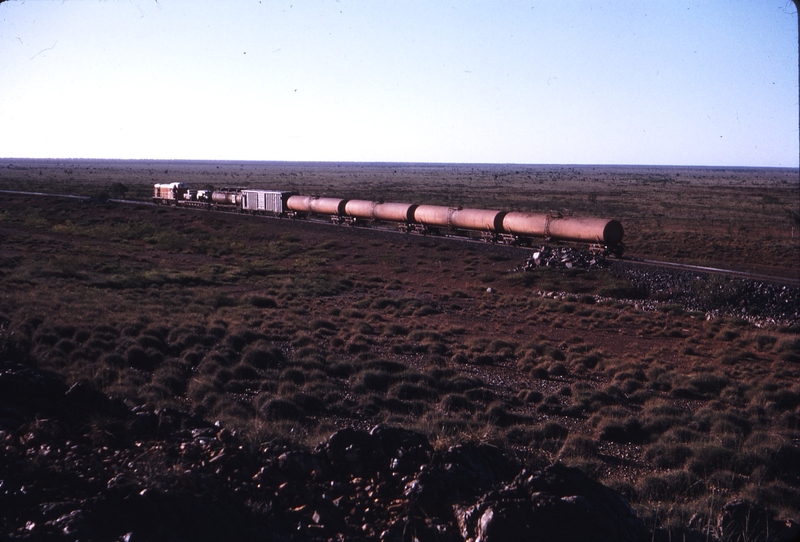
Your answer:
[1,364,797,542]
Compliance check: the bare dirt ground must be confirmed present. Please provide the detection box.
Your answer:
[0,160,798,541]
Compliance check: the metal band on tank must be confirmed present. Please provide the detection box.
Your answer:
[494,211,507,233]
[406,204,418,224]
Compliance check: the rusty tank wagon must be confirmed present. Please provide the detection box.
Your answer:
[154,185,624,256]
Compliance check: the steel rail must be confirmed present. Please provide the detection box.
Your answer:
[619,257,800,287]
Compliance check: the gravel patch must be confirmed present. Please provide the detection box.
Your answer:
[610,261,800,326]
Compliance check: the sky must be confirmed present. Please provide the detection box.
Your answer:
[0,1,797,167]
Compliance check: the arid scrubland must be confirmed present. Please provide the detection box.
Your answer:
[2,160,798,274]
[0,161,798,540]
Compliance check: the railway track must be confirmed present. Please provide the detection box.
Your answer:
[620,257,800,287]
[2,188,797,287]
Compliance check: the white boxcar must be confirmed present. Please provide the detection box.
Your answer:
[241,190,293,214]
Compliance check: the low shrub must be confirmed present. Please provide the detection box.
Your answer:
[441,393,476,412]
[521,390,543,403]
[644,443,693,469]
[483,403,525,427]
[358,370,396,392]
[687,444,735,476]
[391,382,438,401]
[125,346,159,372]
[465,388,496,403]
[472,354,499,366]
[559,436,598,459]
[598,417,649,444]
[637,471,705,502]
[440,376,484,393]
[232,363,259,380]
[385,324,409,336]
[506,426,535,445]
[260,398,304,421]
[689,373,731,395]
[537,421,569,440]
[242,344,285,370]
[281,368,306,386]
[290,392,325,415]
[250,295,277,308]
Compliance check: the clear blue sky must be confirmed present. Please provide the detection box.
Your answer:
[1,1,797,167]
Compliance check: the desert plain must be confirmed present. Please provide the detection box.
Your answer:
[0,159,798,541]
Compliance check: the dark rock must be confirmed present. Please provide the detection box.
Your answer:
[404,465,452,518]
[261,398,304,421]
[63,381,111,418]
[8,358,793,542]
[156,409,182,432]
[455,462,649,542]
[324,427,377,477]
[216,427,234,444]
[129,412,159,437]
[515,246,609,271]
[70,487,255,542]
[125,346,156,371]
[371,424,433,476]
[278,450,326,480]
[439,443,519,499]
[381,515,456,542]
[651,526,712,542]
[184,414,215,430]
[402,443,519,521]
[0,366,67,425]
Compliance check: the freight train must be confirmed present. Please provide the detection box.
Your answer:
[153,182,625,255]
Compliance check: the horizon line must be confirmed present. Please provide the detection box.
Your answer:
[1,157,798,170]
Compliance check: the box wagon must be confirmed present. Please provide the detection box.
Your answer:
[241,190,295,215]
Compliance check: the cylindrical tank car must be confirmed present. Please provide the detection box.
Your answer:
[153,184,624,253]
